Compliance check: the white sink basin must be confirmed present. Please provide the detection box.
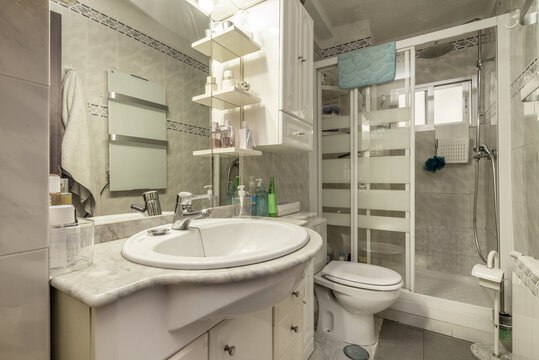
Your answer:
[117,218,320,331]
[121,218,309,270]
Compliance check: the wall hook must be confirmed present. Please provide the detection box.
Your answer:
[504,9,520,29]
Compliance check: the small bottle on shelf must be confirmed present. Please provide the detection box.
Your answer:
[221,120,235,148]
[211,121,222,148]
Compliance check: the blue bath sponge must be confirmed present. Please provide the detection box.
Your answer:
[423,155,445,173]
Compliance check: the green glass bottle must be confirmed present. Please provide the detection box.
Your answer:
[268,177,277,217]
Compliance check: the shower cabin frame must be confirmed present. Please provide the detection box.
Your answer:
[314,13,513,342]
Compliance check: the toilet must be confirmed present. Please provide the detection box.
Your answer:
[314,261,403,346]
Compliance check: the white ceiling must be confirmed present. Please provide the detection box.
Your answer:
[307,0,496,45]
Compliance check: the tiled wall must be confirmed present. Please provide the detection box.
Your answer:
[415,127,497,275]
[414,37,498,276]
[510,1,539,259]
[0,0,50,358]
[50,0,212,215]
[218,152,312,212]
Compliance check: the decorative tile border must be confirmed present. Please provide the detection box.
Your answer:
[88,103,108,118]
[514,256,539,298]
[315,31,494,62]
[167,120,210,137]
[416,32,495,58]
[86,103,210,137]
[314,42,324,61]
[511,58,538,97]
[51,0,209,73]
[314,37,373,61]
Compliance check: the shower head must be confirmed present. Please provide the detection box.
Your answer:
[418,41,453,59]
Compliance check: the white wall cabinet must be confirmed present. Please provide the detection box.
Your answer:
[244,0,314,151]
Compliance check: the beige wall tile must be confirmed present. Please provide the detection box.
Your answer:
[0,0,49,85]
[0,249,49,360]
[0,75,49,256]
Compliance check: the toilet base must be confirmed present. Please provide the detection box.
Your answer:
[315,284,376,346]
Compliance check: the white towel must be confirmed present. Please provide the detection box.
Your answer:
[61,69,98,216]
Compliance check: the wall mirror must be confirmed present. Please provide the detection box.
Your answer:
[50,0,213,217]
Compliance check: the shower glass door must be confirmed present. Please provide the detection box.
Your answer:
[319,49,415,289]
[356,49,415,289]
[320,67,352,262]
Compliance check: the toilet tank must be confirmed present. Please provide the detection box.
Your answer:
[311,218,327,273]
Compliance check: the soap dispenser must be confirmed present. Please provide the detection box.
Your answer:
[233,185,251,217]
[255,179,268,217]
[248,176,257,216]
[203,185,214,208]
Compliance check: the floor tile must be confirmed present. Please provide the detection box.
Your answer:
[423,331,475,360]
[375,320,423,360]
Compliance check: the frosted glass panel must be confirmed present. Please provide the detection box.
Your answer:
[108,70,168,191]
[434,86,463,124]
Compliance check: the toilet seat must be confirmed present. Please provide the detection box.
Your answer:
[321,261,403,291]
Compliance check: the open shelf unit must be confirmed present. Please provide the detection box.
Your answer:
[192,87,261,110]
[192,26,261,63]
[192,147,262,157]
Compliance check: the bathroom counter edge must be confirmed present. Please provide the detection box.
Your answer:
[50,228,322,308]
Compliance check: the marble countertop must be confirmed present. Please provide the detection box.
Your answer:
[50,227,322,308]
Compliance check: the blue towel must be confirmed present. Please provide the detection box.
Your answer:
[338,42,396,90]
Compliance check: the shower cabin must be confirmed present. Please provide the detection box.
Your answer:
[315,15,512,342]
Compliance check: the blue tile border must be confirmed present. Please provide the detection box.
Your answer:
[51,0,209,73]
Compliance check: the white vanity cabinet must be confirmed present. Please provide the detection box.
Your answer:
[243,0,314,151]
[273,279,305,359]
[209,309,272,360]
[167,334,208,360]
[52,278,311,360]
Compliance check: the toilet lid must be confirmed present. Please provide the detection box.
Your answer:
[322,261,402,289]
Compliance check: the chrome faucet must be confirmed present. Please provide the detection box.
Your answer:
[172,192,212,230]
[131,191,162,216]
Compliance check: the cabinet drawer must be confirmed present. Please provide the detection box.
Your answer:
[281,113,313,151]
[274,303,303,359]
[273,279,305,323]
[279,337,302,360]
[209,308,272,360]
[167,333,208,360]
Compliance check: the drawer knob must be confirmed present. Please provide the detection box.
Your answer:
[292,131,306,136]
[290,325,299,333]
[224,344,236,356]
[292,291,300,297]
